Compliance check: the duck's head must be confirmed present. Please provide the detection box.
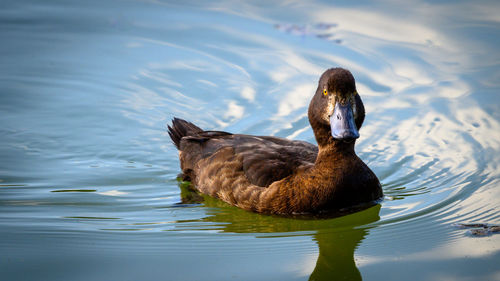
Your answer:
[308,68,365,147]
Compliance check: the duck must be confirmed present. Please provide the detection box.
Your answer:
[168,68,383,215]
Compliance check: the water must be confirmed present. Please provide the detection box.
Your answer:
[1,0,499,280]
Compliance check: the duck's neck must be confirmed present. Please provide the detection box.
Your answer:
[315,141,356,166]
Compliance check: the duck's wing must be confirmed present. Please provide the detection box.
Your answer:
[179,132,318,187]
[236,135,318,187]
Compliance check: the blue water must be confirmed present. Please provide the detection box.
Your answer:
[1,1,500,280]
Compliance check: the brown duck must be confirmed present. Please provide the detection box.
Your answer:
[168,68,383,215]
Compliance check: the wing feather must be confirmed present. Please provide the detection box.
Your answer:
[180,133,317,187]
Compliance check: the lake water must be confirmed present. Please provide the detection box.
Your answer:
[1,1,500,280]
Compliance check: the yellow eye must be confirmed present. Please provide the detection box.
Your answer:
[323,89,328,96]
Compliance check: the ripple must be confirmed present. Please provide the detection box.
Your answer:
[51,189,96,193]
[64,216,120,220]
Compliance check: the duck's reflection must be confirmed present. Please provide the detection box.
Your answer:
[178,181,380,281]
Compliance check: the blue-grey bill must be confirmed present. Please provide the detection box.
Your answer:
[330,101,360,140]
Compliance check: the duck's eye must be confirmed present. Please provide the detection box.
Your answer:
[323,89,328,96]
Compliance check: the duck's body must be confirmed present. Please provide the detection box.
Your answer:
[168,68,383,215]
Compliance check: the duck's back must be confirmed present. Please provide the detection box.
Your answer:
[168,118,317,190]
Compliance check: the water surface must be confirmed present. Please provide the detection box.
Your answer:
[1,0,500,280]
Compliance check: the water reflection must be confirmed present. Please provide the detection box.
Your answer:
[177,181,380,280]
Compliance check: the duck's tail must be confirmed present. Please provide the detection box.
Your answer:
[167,118,203,149]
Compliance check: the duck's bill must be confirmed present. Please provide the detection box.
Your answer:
[330,101,360,141]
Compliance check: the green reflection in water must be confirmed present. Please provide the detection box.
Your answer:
[178,181,381,281]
